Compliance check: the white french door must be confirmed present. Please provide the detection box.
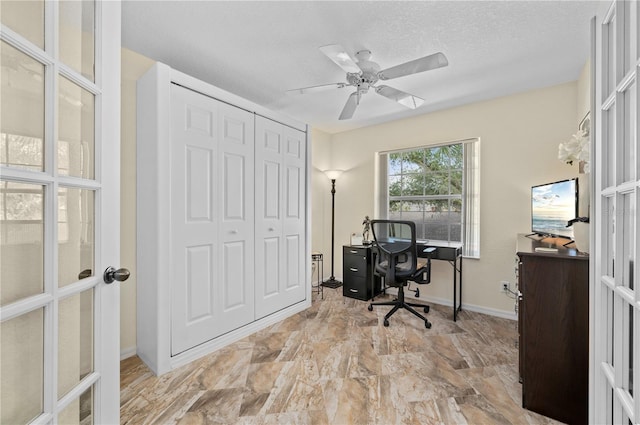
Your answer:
[593,0,639,423]
[0,1,122,423]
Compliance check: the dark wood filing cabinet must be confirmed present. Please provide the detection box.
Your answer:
[343,245,382,301]
[516,234,589,425]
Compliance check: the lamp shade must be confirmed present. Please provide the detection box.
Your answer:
[323,169,343,180]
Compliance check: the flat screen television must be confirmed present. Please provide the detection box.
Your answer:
[531,178,578,239]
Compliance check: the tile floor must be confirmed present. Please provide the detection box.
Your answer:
[120,287,562,424]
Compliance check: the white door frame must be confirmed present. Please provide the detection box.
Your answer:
[96,2,122,422]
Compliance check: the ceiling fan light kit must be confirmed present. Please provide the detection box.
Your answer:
[288,44,448,120]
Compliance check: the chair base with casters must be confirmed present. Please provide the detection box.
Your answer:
[368,283,432,328]
[368,253,434,329]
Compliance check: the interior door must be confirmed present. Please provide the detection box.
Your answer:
[592,1,639,423]
[0,1,122,423]
[254,116,306,319]
[170,84,255,355]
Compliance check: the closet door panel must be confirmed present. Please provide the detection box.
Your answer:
[186,147,212,221]
[255,117,306,318]
[170,84,220,355]
[285,235,302,290]
[218,103,255,331]
[262,237,280,297]
[221,240,248,310]
[263,161,281,218]
[255,117,284,318]
[185,245,214,322]
[283,127,306,302]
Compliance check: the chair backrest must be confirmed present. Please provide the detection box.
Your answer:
[370,220,418,286]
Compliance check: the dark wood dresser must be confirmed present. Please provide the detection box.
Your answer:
[516,234,589,424]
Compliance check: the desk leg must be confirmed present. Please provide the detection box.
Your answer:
[453,254,463,322]
[453,258,457,321]
[459,254,462,317]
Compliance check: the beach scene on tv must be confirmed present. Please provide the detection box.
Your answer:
[531,180,576,239]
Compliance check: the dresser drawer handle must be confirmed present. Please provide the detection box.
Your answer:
[350,250,358,254]
[350,268,358,272]
[349,289,358,293]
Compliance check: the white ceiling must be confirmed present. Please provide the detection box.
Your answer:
[122,0,602,134]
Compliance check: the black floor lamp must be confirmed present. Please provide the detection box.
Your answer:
[322,169,343,288]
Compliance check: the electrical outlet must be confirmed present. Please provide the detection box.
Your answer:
[500,281,510,292]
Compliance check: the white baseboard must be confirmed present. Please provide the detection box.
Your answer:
[384,287,517,321]
[120,346,137,360]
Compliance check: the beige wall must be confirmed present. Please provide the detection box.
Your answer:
[311,81,586,315]
[310,129,332,262]
[120,48,155,354]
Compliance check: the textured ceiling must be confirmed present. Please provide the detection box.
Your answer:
[122,1,602,134]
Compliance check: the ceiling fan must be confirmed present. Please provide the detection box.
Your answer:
[287,44,448,120]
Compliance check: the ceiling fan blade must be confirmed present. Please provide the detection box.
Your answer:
[339,92,359,120]
[375,85,424,109]
[378,52,448,81]
[286,82,346,95]
[319,44,361,74]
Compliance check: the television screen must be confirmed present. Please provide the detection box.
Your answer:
[531,178,578,239]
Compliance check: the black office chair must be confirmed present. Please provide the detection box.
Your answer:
[367,219,433,328]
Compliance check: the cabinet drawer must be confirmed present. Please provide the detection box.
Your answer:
[343,276,370,300]
[343,246,368,256]
[344,255,367,276]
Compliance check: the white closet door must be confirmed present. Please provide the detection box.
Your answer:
[282,126,306,307]
[217,103,256,335]
[170,84,220,355]
[255,117,306,318]
[170,85,255,355]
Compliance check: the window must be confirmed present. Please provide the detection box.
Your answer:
[377,138,480,258]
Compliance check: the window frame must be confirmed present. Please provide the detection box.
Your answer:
[376,137,480,258]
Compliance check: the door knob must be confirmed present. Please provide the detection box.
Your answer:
[103,267,130,284]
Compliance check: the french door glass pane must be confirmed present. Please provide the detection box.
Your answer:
[621,192,635,289]
[637,1,640,59]
[622,85,637,182]
[58,76,94,179]
[59,385,93,425]
[605,106,616,187]
[0,181,44,306]
[1,41,45,171]
[604,17,616,96]
[605,196,616,279]
[58,288,94,399]
[621,0,632,76]
[0,307,44,424]
[59,0,95,82]
[627,304,634,396]
[0,0,45,49]
[58,187,94,287]
[609,287,615,365]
